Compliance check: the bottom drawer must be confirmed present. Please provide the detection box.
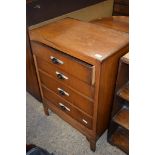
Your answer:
[42,86,93,129]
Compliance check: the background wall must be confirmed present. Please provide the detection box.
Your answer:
[29,0,114,29]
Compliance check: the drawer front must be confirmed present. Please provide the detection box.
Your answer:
[42,86,93,129]
[39,71,94,116]
[31,42,94,85]
[36,57,94,99]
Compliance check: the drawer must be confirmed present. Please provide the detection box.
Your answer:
[42,86,93,129]
[31,42,95,85]
[36,57,95,99]
[39,71,94,116]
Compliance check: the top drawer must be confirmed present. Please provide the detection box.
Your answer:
[31,42,95,85]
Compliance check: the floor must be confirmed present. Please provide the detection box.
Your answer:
[26,92,126,155]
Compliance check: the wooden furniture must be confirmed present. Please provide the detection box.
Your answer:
[29,18,129,151]
[91,16,129,33]
[113,0,129,16]
[108,53,129,153]
[26,0,108,101]
[26,31,42,101]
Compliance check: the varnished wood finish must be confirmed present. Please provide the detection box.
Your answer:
[29,18,128,64]
[113,107,129,129]
[96,46,129,138]
[118,83,129,101]
[26,31,41,101]
[115,55,129,95]
[26,0,106,100]
[42,86,93,129]
[29,18,129,151]
[39,71,94,116]
[43,97,94,136]
[108,52,129,153]
[31,42,94,85]
[36,57,95,98]
[109,127,129,153]
[91,16,129,33]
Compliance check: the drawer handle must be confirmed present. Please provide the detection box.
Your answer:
[59,103,70,112]
[82,119,88,124]
[56,71,68,80]
[33,4,41,9]
[50,56,64,65]
[57,88,69,96]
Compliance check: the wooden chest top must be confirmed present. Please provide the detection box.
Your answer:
[29,18,128,64]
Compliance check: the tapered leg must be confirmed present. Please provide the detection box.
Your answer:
[89,140,96,152]
[43,104,49,116]
[86,137,96,152]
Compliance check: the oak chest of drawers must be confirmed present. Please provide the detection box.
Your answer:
[29,18,129,151]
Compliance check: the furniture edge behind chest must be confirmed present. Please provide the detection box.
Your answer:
[108,53,129,154]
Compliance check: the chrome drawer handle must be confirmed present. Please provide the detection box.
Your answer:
[82,119,88,124]
[57,88,69,96]
[59,103,70,112]
[50,56,64,65]
[56,71,68,80]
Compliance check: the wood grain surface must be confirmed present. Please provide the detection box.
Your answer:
[29,18,128,64]
[91,16,129,33]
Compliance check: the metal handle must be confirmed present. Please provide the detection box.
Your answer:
[57,88,69,96]
[33,4,41,9]
[56,71,68,80]
[59,103,70,111]
[82,119,88,124]
[50,56,64,65]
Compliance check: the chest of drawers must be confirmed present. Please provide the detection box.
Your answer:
[29,18,129,151]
